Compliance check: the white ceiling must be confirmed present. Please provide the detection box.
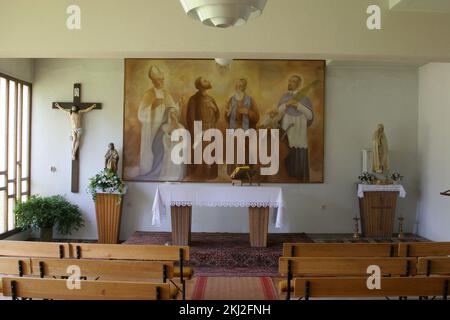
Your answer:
[390,0,450,13]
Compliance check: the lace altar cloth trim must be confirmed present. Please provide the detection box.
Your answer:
[169,201,280,208]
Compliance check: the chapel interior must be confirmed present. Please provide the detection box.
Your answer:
[0,0,450,302]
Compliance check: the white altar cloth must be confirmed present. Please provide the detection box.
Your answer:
[152,183,285,228]
[357,184,406,198]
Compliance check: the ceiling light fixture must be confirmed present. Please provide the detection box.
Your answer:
[179,0,267,28]
[214,58,233,67]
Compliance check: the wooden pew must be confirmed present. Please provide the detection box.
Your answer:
[29,257,178,298]
[283,243,398,258]
[398,242,450,257]
[1,277,171,300]
[293,276,450,300]
[417,257,450,276]
[69,243,190,299]
[30,257,174,281]
[0,257,33,292]
[69,243,189,261]
[279,257,417,300]
[0,240,70,258]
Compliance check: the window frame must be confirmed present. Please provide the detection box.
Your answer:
[0,72,32,236]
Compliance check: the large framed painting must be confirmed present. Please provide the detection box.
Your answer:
[123,59,325,183]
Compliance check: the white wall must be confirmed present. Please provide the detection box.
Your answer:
[0,58,34,82]
[417,63,450,241]
[31,59,419,240]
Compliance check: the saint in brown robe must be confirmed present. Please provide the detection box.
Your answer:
[186,88,220,180]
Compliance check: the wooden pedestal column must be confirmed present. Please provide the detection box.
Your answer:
[248,207,269,247]
[95,193,123,244]
[359,191,398,238]
[171,205,192,246]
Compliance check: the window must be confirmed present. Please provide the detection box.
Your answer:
[0,73,32,233]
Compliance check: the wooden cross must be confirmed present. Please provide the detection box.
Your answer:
[52,83,102,193]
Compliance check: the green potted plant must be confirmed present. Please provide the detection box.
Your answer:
[87,168,126,243]
[14,195,85,242]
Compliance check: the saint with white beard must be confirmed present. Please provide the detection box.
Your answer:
[138,66,177,176]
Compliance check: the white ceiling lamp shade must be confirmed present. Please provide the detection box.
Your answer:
[214,58,233,67]
[180,0,267,28]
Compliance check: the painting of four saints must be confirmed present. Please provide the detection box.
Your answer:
[123,59,325,183]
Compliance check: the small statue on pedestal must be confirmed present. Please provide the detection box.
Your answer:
[372,124,390,181]
[105,143,120,174]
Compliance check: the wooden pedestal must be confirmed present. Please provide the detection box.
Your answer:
[171,205,192,246]
[359,191,398,238]
[170,205,270,247]
[248,207,269,247]
[95,193,123,244]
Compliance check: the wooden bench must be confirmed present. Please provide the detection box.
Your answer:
[293,276,450,300]
[1,277,171,300]
[279,257,417,299]
[0,257,33,293]
[283,243,398,257]
[69,243,191,299]
[29,257,178,298]
[417,257,450,276]
[398,242,450,257]
[0,240,70,258]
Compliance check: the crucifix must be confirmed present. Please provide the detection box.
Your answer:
[53,83,102,193]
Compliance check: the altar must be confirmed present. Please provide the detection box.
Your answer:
[152,184,285,247]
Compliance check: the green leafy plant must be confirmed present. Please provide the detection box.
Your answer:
[14,195,85,235]
[87,168,126,201]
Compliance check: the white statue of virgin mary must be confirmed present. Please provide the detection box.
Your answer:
[372,124,389,175]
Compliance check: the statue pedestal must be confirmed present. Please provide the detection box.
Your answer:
[95,193,123,244]
[359,191,398,238]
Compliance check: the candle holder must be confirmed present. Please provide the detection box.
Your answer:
[398,216,405,239]
[353,216,361,240]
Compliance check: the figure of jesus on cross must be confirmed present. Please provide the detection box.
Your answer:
[54,102,97,160]
[53,83,102,193]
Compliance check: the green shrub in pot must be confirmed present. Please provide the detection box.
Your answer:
[14,195,85,241]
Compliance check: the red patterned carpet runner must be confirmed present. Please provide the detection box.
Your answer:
[191,277,278,300]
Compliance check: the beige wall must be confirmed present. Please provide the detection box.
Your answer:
[417,63,450,241]
[30,59,419,240]
[0,59,34,82]
[0,0,449,62]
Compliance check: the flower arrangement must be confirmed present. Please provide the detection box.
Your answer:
[87,169,126,201]
[358,171,375,184]
[390,171,404,183]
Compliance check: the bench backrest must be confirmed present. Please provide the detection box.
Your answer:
[1,277,171,300]
[30,257,174,280]
[283,243,398,257]
[69,243,189,261]
[0,240,69,258]
[0,257,32,276]
[294,276,450,298]
[417,257,450,276]
[279,257,416,277]
[398,242,450,257]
